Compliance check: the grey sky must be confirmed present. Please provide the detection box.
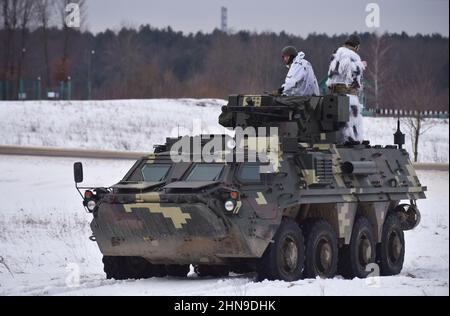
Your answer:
[85,0,449,36]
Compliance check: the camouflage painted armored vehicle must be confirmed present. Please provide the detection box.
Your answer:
[74,94,426,281]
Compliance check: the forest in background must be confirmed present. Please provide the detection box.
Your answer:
[1,0,448,111]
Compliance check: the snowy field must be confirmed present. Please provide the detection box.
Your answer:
[0,155,448,296]
[0,99,448,163]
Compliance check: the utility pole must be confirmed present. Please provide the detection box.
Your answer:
[18,48,27,100]
[67,76,72,100]
[87,50,95,99]
[36,77,42,100]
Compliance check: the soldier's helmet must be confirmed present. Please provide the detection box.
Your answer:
[344,34,361,49]
[281,46,298,65]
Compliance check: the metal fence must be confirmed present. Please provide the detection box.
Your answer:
[363,108,449,119]
[0,79,73,101]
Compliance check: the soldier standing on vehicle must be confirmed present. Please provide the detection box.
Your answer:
[276,46,320,97]
[326,34,367,143]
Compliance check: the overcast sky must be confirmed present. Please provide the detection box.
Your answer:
[85,0,449,36]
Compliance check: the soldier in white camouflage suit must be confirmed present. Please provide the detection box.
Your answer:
[278,46,320,97]
[326,35,367,143]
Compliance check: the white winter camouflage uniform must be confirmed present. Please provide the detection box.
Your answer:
[326,46,366,143]
[282,52,320,97]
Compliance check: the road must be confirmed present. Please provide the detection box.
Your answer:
[0,145,448,171]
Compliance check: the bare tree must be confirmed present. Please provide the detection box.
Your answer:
[1,0,17,98]
[1,0,11,85]
[393,66,438,162]
[0,0,33,98]
[365,32,393,109]
[103,29,144,98]
[16,0,36,91]
[56,0,85,61]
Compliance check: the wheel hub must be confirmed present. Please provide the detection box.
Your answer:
[388,232,402,262]
[282,237,298,273]
[317,239,332,273]
[358,236,372,266]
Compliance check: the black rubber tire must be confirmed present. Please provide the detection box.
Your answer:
[257,218,305,281]
[338,216,376,279]
[377,214,405,276]
[195,265,230,277]
[166,264,190,277]
[303,219,338,279]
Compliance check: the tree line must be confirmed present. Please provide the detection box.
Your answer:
[1,0,448,111]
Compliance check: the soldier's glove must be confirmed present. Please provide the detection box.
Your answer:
[270,87,284,96]
[270,89,281,96]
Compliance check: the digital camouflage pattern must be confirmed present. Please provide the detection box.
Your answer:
[76,94,426,280]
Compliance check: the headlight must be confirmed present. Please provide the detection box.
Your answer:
[224,200,235,212]
[87,199,97,212]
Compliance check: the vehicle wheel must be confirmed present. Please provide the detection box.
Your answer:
[166,264,190,277]
[338,216,376,279]
[303,219,338,279]
[257,218,305,281]
[195,265,229,277]
[377,214,405,276]
[103,256,128,280]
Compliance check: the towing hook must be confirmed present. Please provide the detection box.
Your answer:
[89,235,96,242]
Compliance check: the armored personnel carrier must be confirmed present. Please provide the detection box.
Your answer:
[74,94,426,281]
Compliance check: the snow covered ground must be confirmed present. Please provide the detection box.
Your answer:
[0,99,448,163]
[0,155,448,296]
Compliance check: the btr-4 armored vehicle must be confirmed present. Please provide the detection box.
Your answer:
[74,94,426,281]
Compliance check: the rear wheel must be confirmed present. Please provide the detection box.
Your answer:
[257,218,305,281]
[303,219,338,279]
[377,214,405,276]
[339,216,376,279]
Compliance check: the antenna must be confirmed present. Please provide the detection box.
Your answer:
[394,114,405,149]
[177,124,180,138]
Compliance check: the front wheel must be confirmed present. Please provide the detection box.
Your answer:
[339,216,376,279]
[377,214,405,276]
[257,218,305,281]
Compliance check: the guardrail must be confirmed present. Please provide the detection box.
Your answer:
[0,145,448,171]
